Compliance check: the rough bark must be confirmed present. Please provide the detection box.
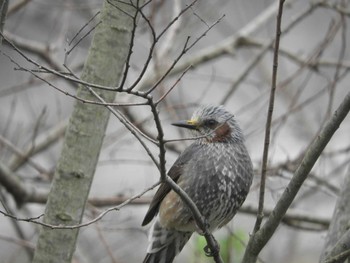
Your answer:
[320,167,350,263]
[32,1,137,262]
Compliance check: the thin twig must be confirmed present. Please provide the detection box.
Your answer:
[0,31,135,92]
[0,181,161,229]
[136,0,283,91]
[254,0,286,234]
[3,31,63,71]
[8,119,67,171]
[0,136,50,177]
[65,21,101,61]
[76,83,160,168]
[145,14,225,95]
[68,11,100,46]
[155,65,192,105]
[242,90,350,262]
[221,1,320,104]
[0,234,35,250]
[117,0,140,90]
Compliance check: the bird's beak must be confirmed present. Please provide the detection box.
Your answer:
[172,119,199,130]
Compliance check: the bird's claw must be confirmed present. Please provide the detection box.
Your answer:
[203,241,220,257]
[204,245,214,257]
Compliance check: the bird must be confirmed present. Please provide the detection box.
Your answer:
[142,105,253,263]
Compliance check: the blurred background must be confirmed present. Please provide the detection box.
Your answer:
[0,0,349,262]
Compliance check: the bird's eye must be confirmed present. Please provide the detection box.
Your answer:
[204,119,218,127]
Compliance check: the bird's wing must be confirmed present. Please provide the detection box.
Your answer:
[142,143,202,226]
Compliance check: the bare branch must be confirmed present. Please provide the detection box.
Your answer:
[242,90,350,262]
[0,162,47,205]
[0,181,161,229]
[8,119,67,171]
[3,31,64,71]
[0,135,50,177]
[6,0,32,16]
[0,234,35,250]
[82,85,160,168]
[65,11,101,58]
[145,14,225,95]
[253,0,286,234]
[155,65,192,105]
[137,0,283,90]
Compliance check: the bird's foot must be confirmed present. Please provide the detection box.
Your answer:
[204,245,213,257]
[203,239,220,257]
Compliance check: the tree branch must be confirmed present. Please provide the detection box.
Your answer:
[242,90,350,262]
[8,119,67,172]
[137,0,282,91]
[0,161,47,205]
[253,0,285,234]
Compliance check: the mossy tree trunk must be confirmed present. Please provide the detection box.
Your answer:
[32,1,138,262]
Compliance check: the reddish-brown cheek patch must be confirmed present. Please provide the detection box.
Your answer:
[213,123,231,142]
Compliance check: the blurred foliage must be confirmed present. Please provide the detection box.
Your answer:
[192,229,247,263]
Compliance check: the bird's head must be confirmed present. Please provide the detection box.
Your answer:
[172,105,243,143]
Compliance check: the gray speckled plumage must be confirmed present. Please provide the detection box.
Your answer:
[142,105,253,263]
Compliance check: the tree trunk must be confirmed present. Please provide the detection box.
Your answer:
[320,167,350,263]
[32,1,138,262]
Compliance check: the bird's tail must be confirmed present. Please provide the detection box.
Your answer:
[143,219,192,263]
